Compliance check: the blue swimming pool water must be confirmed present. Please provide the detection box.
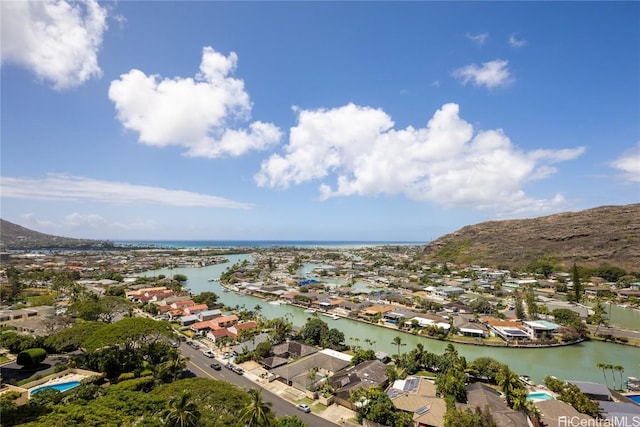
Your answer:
[628,394,640,404]
[30,381,81,395]
[526,391,554,401]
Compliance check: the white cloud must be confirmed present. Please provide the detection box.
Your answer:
[453,59,513,89]
[256,103,585,217]
[466,32,489,45]
[1,174,254,209]
[508,34,527,48]
[610,143,640,182]
[108,46,282,158]
[0,0,107,90]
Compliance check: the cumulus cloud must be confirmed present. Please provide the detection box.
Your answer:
[466,32,489,45]
[508,34,527,48]
[109,46,282,158]
[255,103,584,216]
[610,143,640,182]
[1,174,254,209]
[452,59,513,89]
[0,0,107,90]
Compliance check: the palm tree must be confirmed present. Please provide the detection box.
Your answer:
[391,336,406,356]
[614,365,625,391]
[240,387,273,427]
[496,365,520,407]
[161,391,200,427]
[608,364,618,391]
[597,363,610,388]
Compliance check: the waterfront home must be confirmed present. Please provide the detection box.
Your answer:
[461,382,528,427]
[482,317,530,342]
[387,376,446,427]
[330,360,388,409]
[359,305,395,322]
[534,400,593,427]
[598,401,640,425]
[405,314,450,331]
[521,320,560,340]
[383,307,418,327]
[568,381,612,401]
[453,315,489,338]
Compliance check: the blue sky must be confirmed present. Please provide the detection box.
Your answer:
[1,1,639,241]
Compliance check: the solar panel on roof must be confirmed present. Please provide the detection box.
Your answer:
[416,406,430,415]
[404,377,419,392]
[503,328,528,336]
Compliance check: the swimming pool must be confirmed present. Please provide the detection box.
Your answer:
[30,381,81,395]
[526,391,554,401]
[628,394,640,404]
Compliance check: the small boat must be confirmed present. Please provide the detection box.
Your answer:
[304,308,316,313]
[208,277,219,282]
[321,313,339,320]
[222,288,230,292]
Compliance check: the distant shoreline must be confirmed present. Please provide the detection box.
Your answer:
[114,240,428,249]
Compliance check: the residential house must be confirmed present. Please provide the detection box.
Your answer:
[521,320,559,340]
[461,382,528,427]
[482,317,530,342]
[431,286,465,300]
[453,315,488,338]
[183,304,209,316]
[271,341,318,360]
[387,377,446,427]
[271,349,352,392]
[330,360,388,409]
[197,309,222,321]
[568,381,612,401]
[383,307,418,327]
[534,400,593,427]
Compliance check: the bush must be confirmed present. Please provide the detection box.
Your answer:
[16,348,47,368]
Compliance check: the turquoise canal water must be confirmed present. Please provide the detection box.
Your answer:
[141,255,640,385]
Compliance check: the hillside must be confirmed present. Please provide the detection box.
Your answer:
[423,204,640,272]
[0,219,113,250]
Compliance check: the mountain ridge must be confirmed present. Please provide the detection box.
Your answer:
[423,203,640,272]
[0,219,112,250]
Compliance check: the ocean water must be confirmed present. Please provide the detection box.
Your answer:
[115,240,426,249]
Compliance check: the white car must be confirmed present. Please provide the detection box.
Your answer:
[296,403,311,413]
[202,350,215,358]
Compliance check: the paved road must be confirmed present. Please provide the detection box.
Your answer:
[179,342,336,427]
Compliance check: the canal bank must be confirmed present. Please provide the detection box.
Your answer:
[140,256,640,386]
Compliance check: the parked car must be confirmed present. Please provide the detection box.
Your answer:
[202,350,215,358]
[296,403,311,413]
[232,366,244,375]
[210,362,221,370]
